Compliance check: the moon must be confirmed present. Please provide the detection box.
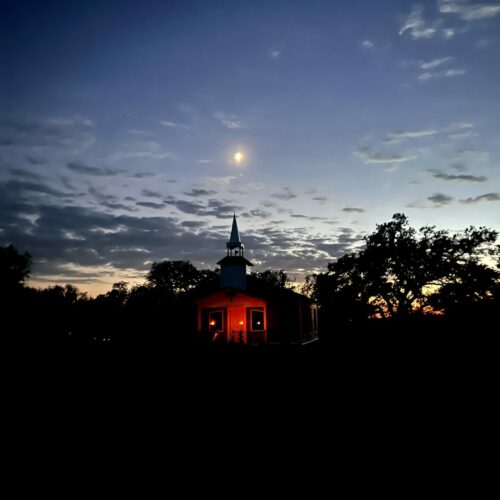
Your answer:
[233,151,244,164]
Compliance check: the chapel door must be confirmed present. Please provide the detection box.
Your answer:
[229,307,246,344]
[208,309,226,342]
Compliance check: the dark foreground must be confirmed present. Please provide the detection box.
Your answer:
[6,316,496,388]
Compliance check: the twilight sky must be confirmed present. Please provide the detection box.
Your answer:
[1,0,500,295]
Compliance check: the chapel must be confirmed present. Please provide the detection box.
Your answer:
[195,215,318,345]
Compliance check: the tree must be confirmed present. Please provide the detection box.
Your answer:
[146,260,218,296]
[0,245,32,292]
[104,281,129,307]
[248,269,294,290]
[312,213,499,321]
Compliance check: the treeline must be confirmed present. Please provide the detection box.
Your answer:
[306,213,500,338]
[1,213,499,347]
[0,247,293,346]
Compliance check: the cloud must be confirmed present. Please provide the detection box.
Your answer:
[418,68,466,81]
[164,196,243,219]
[100,201,138,212]
[290,214,328,221]
[450,162,468,171]
[25,156,47,165]
[128,129,150,136]
[342,207,365,213]
[197,159,212,164]
[460,192,500,204]
[429,170,487,182]
[241,209,272,219]
[448,130,478,140]
[9,168,45,181]
[160,120,190,129]
[438,0,500,20]
[385,128,438,142]
[361,40,374,49]
[399,4,441,39]
[141,189,163,198]
[184,188,218,197]
[427,193,454,205]
[354,147,418,164]
[130,172,157,178]
[271,187,298,200]
[420,57,454,70]
[213,111,242,129]
[445,68,466,77]
[312,196,328,203]
[136,201,166,209]
[446,121,474,131]
[181,220,207,229]
[110,141,176,162]
[66,161,125,177]
[0,177,368,286]
[269,50,281,58]
[442,28,456,38]
[2,179,69,199]
[0,116,95,151]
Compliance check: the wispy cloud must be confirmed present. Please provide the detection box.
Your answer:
[184,188,218,197]
[272,187,298,201]
[136,201,166,209]
[110,140,176,162]
[269,50,281,58]
[342,207,365,213]
[448,130,478,140]
[160,120,190,129]
[399,4,441,39]
[9,168,45,181]
[385,128,438,142]
[445,121,475,131]
[0,116,95,151]
[442,27,456,39]
[241,209,272,218]
[418,68,466,81]
[25,156,47,165]
[420,56,454,70]
[213,111,243,129]
[197,159,212,164]
[460,192,500,204]
[141,189,163,198]
[312,196,328,203]
[429,170,487,182]
[66,162,125,177]
[438,0,500,20]
[203,175,240,186]
[428,193,454,205]
[354,147,418,164]
[361,40,374,49]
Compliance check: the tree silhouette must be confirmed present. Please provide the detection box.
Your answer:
[311,213,499,322]
[0,245,32,293]
[147,260,216,297]
[248,269,293,291]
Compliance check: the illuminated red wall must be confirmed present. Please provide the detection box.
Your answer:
[196,289,267,344]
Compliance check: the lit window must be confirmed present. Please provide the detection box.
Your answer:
[251,310,264,331]
[209,310,223,331]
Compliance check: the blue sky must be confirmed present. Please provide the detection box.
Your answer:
[1,0,500,295]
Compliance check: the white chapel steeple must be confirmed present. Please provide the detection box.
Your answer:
[217,214,253,290]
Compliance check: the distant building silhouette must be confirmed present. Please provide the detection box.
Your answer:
[195,215,318,345]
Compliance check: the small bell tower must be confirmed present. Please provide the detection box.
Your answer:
[217,214,253,290]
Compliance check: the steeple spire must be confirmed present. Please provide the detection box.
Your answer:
[218,214,253,289]
[227,213,243,254]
